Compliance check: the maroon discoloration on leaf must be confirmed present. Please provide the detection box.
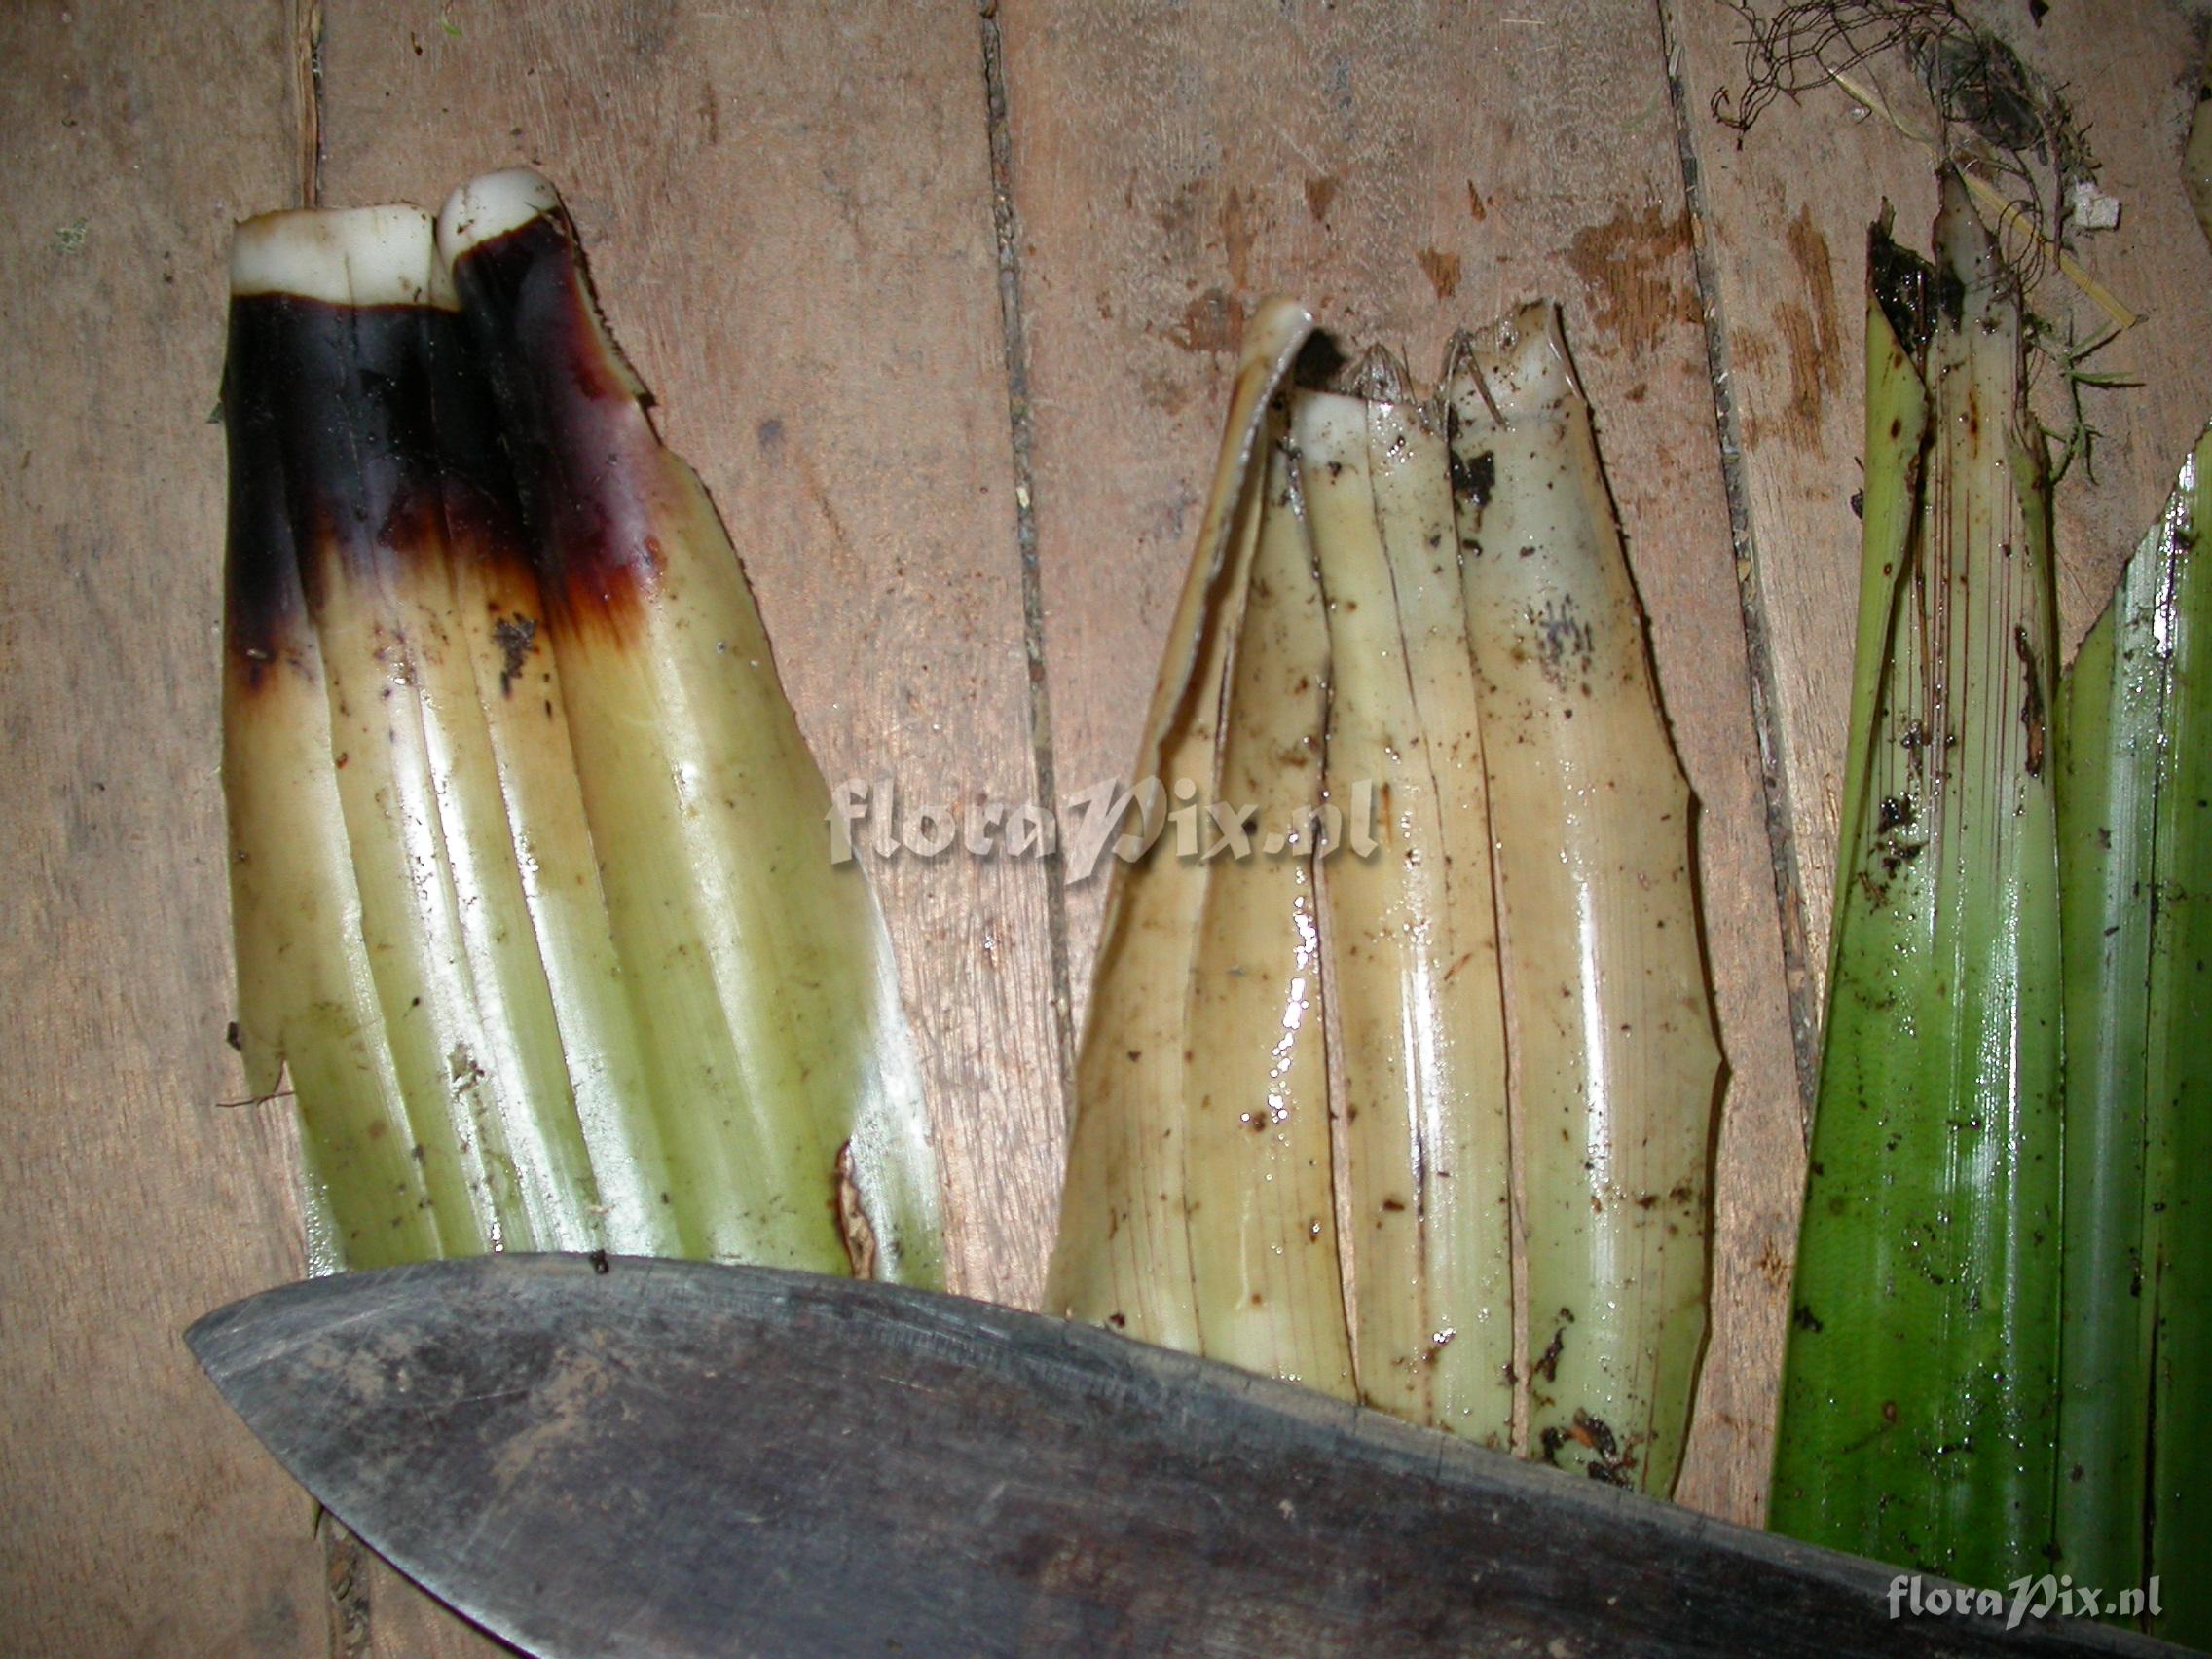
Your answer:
[447,209,683,645]
[222,293,534,691]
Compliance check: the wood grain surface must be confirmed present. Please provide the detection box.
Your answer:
[3,0,2209,1652]
[0,3,329,1653]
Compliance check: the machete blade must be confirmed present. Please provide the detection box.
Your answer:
[186,1256,2172,1658]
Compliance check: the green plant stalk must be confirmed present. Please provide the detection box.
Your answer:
[422,274,683,1260]
[2055,427,2212,1646]
[1364,387,1516,1445]
[2140,442,2212,1638]
[2051,496,2158,1599]
[228,181,942,1282]
[1770,178,2062,1587]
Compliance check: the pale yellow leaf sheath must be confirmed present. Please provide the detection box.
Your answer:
[437,169,941,1283]
[1183,428,1352,1396]
[1445,306,1721,1493]
[1300,364,1514,1443]
[223,240,444,1268]
[420,250,686,1260]
[301,253,603,1261]
[1046,299,1315,1348]
[226,205,602,1267]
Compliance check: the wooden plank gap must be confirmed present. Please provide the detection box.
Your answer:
[977,0,1079,1135]
[321,1520,373,1659]
[1656,0,1819,1139]
[288,0,324,206]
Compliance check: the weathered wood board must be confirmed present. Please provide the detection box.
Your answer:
[0,2,328,1653]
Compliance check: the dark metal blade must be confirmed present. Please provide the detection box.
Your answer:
[187,1257,2175,1658]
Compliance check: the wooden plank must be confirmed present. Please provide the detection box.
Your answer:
[1672,0,2212,1010]
[0,2,330,1654]
[998,0,1804,1524]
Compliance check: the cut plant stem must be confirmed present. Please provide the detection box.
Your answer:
[1769,177,2062,1587]
[226,203,612,1268]
[1181,425,1351,1396]
[226,182,941,1284]
[436,168,942,1284]
[1443,305,1719,1494]
[2055,426,2212,1647]
[225,208,450,1267]
[1052,301,1721,1474]
[1301,356,1514,1445]
[1046,297,1317,1354]
[420,247,682,1261]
